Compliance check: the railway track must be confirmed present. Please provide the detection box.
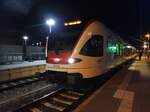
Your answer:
[12,62,130,112]
[0,72,91,112]
[0,73,49,92]
[1,60,134,112]
[14,88,87,112]
[0,83,63,112]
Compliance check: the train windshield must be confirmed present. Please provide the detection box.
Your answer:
[48,22,84,52]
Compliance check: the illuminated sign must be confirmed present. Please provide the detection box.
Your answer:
[64,20,82,26]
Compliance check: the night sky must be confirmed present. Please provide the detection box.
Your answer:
[0,0,148,47]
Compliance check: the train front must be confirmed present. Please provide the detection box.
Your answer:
[46,20,83,84]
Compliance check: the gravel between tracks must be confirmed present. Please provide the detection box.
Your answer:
[0,81,50,103]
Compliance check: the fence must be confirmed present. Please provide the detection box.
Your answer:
[0,53,23,64]
[0,53,45,65]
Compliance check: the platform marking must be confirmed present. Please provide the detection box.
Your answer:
[119,71,132,90]
[113,70,134,112]
[67,91,84,96]
[30,107,42,112]
[60,93,80,100]
[53,97,73,105]
[42,102,65,111]
[114,89,134,112]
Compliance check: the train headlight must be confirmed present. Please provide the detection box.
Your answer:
[54,58,61,62]
[68,58,82,64]
[68,58,75,64]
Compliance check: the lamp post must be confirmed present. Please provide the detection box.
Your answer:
[145,34,150,50]
[145,34,150,58]
[45,18,55,58]
[22,35,28,60]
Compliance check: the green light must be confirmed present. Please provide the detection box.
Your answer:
[108,46,117,53]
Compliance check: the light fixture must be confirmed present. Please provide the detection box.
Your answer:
[23,36,28,40]
[46,19,55,26]
[126,45,132,48]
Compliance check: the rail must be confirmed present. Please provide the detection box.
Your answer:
[0,83,63,112]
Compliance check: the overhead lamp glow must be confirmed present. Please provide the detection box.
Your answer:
[126,45,132,48]
[145,34,150,38]
[143,45,148,49]
[46,19,55,26]
[68,58,75,64]
[23,36,28,40]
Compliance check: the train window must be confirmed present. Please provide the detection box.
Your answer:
[47,22,84,52]
[80,35,103,57]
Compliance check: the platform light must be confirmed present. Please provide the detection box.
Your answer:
[45,18,56,58]
[145,34,150,50]
[46,19,55,26]
[46,18,55,34]
[144,42,147,45]
[126,45,132,48]
[22,35,29,61]
[23,36,28,40]
[143,44,148,49]
[145,34,150,38]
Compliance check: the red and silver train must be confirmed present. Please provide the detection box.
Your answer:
[46,20,136,84]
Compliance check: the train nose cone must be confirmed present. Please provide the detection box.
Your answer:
[47,51,71,64]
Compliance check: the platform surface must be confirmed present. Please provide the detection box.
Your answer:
[0,60,46,71]
[74,58,150,112]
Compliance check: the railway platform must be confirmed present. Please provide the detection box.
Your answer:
[0,60,46,81]
[74,57,150,112]
[0,60,46,71]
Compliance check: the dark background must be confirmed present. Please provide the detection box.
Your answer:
[0,0,148,47]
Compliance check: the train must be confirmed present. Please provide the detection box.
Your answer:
[46,19,136,84]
